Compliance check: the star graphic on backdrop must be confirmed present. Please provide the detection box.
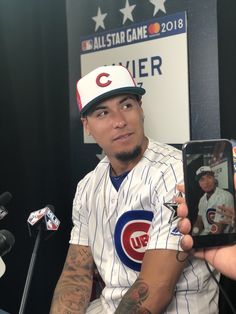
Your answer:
[92,7,108,31]
[164,201,178,223]
[120,0,136,24]
[149,0,166,15]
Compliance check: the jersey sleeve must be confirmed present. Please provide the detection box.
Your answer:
[147,158,184,251]
[223,190,234,207]
[198,196,205,217]
[69,173,92,246]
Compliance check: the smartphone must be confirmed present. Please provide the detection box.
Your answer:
[182,139,236,248]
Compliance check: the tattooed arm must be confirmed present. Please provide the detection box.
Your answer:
[115,249,188,314]
[50,244,94,314]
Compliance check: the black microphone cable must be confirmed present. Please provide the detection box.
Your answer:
[205,261,236,314]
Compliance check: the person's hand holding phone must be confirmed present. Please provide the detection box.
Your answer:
[176,177,236,280]
[182,139,236,247]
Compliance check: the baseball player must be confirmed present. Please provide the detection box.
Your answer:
[50,65,219,314]
[193,166,235,235]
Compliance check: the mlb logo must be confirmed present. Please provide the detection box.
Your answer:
[45,209,60,230]
[171,226,182,236]
[81,39,93,51]
[27,208,47,225]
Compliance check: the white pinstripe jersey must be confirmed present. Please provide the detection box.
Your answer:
[70,139,219,314]
[198,187,234,234]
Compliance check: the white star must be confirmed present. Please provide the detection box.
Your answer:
[92,7,107,31]
[149,0,166,15]
[120,0,136,24]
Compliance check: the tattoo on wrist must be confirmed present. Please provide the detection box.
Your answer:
[115,278,151,313]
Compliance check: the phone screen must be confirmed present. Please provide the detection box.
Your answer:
[182,139,236,248]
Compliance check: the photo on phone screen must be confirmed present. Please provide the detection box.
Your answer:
[182,139,236,248]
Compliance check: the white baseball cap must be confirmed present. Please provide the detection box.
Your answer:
[76,65,146,115]
[195,166,214,181]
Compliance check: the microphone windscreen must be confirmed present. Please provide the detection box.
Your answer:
[0,229,15,257]
[0,192,12,206]
[0,257,6,278]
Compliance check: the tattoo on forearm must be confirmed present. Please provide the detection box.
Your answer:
[50,245,94,314]
[51,282,91,313]
[115,278,152,313]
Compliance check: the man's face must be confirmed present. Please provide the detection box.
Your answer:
[81,94,146,162]
[198,173,216,193]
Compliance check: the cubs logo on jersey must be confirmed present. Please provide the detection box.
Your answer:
[206,207,216,224]
[114,210,153,271]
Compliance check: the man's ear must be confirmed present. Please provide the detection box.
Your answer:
[81,117,91,136]
[139,103,145,121]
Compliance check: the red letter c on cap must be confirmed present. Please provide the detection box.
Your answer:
[96,72,112,87]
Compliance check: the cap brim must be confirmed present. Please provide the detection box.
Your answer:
[195,171,214,181]
[80,86,146,115]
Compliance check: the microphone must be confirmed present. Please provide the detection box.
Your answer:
[20,206,60,313]
[0,228,14,279]
[0,192,12,220]
[0,257,6,278]
[27,205,60,234]
[0,229,15,257]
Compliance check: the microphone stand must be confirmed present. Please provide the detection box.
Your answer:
[19,225,43,314]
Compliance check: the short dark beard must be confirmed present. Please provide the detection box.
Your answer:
[115,145,142,162]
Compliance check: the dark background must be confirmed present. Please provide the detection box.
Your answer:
[0,0,236,313]
[0,1,71,313]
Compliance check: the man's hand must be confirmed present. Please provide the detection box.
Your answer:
[176,182,236,280]
[216,204,235,224]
